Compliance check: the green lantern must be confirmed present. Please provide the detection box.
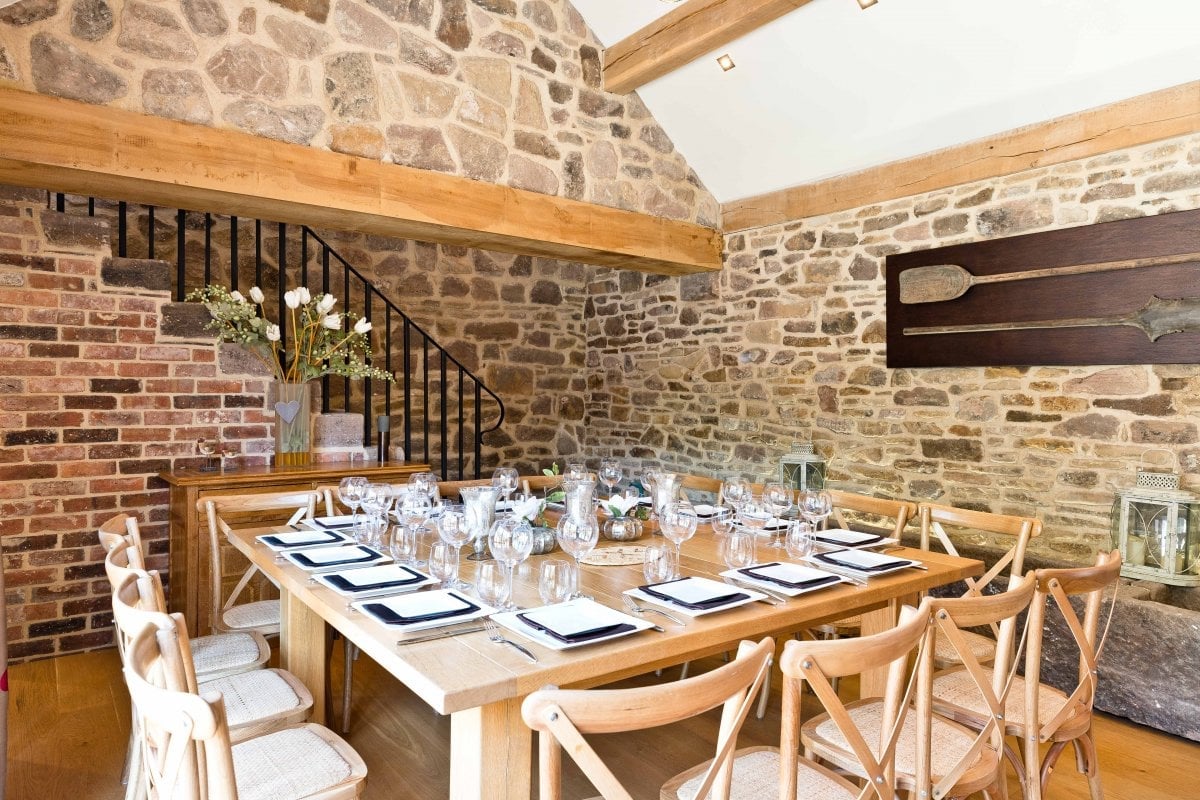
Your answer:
[1110,455,1200,587]
[780,441,826,493]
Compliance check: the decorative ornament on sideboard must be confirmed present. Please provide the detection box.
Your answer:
[1111,449,1200,587]
[188,284,394,467]
[780,440,826,493]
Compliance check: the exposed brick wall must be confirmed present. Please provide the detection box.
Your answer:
[585,132,1200,561]
[0,187,278,661]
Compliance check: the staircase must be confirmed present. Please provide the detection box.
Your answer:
[49,192,504,479]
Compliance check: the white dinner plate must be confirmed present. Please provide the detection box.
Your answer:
[299,515,360,531]
[625,576,766,617]
[807,549,920,577]
[316,563,436,597]
[491,598,653,650]
[256,528,351,551]
[283,544,389,572]
[810,528,896,550]
[720,561,846,597]
[352,589,494,633]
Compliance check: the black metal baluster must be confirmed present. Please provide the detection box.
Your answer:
[148,206,155,260]
[55,193,64,213]
[118,201,127,257]
[458,369,465,479]
[254,219,263,287]
[175,209,186,301]
[474,382,482,479]
[230,216,239,291]
[87,197,94,217]
[363,291,373,446]
[422,336,430,466]
[403,318,412,464]
[276,223,286,362]
[203,213,212,286]
[439,351,448,479]
[300,228,309,288]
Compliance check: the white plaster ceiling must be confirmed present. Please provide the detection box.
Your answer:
[570,0,1200,204]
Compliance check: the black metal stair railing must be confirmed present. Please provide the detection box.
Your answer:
[50,192,504,479]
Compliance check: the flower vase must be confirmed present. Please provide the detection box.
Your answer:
[273,380,312,467]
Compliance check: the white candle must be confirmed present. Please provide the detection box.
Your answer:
[1126,536,1146,567]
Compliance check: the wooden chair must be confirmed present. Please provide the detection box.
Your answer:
[918,502,1042,668]
[932,550,1121,800]
[802,577,1036,800]
[99,514,271,681]
[199,490,320,636]
[521,637,774,800]
[121,620,367,800]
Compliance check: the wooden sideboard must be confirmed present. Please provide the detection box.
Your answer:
[159,461,428,637]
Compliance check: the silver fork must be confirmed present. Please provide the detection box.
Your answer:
[722,575,784,605]
[622,594,686,625]
[482,619,538,663]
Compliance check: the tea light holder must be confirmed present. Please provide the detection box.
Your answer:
[1110,451,1200,587]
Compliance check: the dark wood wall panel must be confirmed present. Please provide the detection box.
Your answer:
[886,208,1200,367]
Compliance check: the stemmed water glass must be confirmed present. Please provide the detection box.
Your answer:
[338,476,367,523]
[436,506,473,589]
[659,501,699,563]
[736,496,771,542]
[709,506,735,537]
[598,459,622,497]
[799,490,833,531]
[488,515,534,611]
[762,482,793,548]
[492,467,519,507]
[555,514,599,599]
[409,471,440,503]
[358,483,392,525]
[721,477,751,511]
[397,490,432,565]
[785,520,815,561]
[564,461,589,482]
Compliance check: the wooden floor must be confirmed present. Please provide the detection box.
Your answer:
[6,645,1196,799]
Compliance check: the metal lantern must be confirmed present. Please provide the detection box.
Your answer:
[780,441,826,493]
[1110,457,1200,587]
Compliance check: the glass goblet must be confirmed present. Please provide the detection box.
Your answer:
[598,459,622,496]
[659,501,699,562]
[643,544,679,584]
[785,521,816,561]
[338,476,367,522]
[709,506,735,537]
[488,515,534,612]
[410,471,440,503]
[436,506,473,589]
[389,524,419,566]
[722,529,758,571]
[762,482,793,548]
[800,490,833,531]
[492,467,519,506]
[736,497,771,540]
[475,561,510,610]
[538,558,574,605]
[555,514,599,599]
[721,477,751,511]
[564,461,589,482]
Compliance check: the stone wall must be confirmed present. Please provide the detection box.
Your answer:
[586,132,1200,560]
[0,0,718,226]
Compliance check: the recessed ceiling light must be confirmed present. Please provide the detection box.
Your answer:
[660,0,686,4]
[857,0,879,8]
[716,54,735,72]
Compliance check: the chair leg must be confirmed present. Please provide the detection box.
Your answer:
[341,638,356,734]
[679,660,690,680]
[755,657,772,720]
[1071,731,1103,800]
[1039,740,1070,797]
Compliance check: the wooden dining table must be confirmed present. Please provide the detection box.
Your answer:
[226,523,982,800]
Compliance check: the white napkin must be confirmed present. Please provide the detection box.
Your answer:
[647,577,735,604]
[375,591,471,617]
[299,545,373,565]
[603,493,640,517]
[521,601,629,637]
[822,549,910,569]
[744,562,832,584]
[337,565,418,588]
[267,530,335,546]
[511,495,543,521]
[816,529,881,545]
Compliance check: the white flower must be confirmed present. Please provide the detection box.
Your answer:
[284,290,300,309]
[317,293,336,313]
[249,286,265,304]
[296,287,312,305]
[322,313,342,330]
[354,317,372,335]
[266,324,281,342]
[230,290,245,303]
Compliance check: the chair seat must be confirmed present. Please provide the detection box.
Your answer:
[933,627,996,668]
[666,747,858,800]
[232,723,366,800]
[803,698,998,792]
[222,599,281,634]
[932,667,1074,731]
[200,668,312,740]
[192,631,271,680]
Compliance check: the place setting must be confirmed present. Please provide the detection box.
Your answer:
[282,542,391,572]
[316,562,438,598]
[805,547,924,577]
[353,588,495,634]
[490,597,654,650]
[256,527,353,551]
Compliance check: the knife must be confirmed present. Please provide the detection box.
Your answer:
[396,624,485,645]
[722,576,783,605]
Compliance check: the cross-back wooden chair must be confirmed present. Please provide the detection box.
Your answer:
[802,581,1034,800]
[199,490,319,636]
[121,619,367,800]
[932,549,1121,800]
[918,502,1042,668]
[521,637,774,800]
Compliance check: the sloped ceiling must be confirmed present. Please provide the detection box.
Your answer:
[571,0,1200,204]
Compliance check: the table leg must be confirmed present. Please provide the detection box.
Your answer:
[280,587,327,725]
[450,697,532,800]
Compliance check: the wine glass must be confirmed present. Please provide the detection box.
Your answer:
[358,483,392,523]
[492,467,519,507]
[555,514,599,599]
[659,501,699,562]
[598,459,622,496]
[489,515,534,612]
[428,541,460,588]
[436,506,473,589]
[397,490,432,565]
[721,477,751,510]
[338,476,367,522]
[762,482,793,548]
[538,559,574,605]
[785,520,815,561]
[389,524,418,566]
[475,561,510,610]
[736,496,771,540]
[722,529,758,570]
[799,490,833,530]
[564,461,589,482]
[709,506,735,537]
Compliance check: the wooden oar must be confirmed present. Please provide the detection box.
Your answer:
[903,295,1200,340]
[898,250,1200,304]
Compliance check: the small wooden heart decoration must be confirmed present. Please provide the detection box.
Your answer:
[275,400,301,424]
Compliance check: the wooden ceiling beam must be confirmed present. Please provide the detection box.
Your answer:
[0,87,722,276]
[603,0,815,95]
[722,81,1200,232]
